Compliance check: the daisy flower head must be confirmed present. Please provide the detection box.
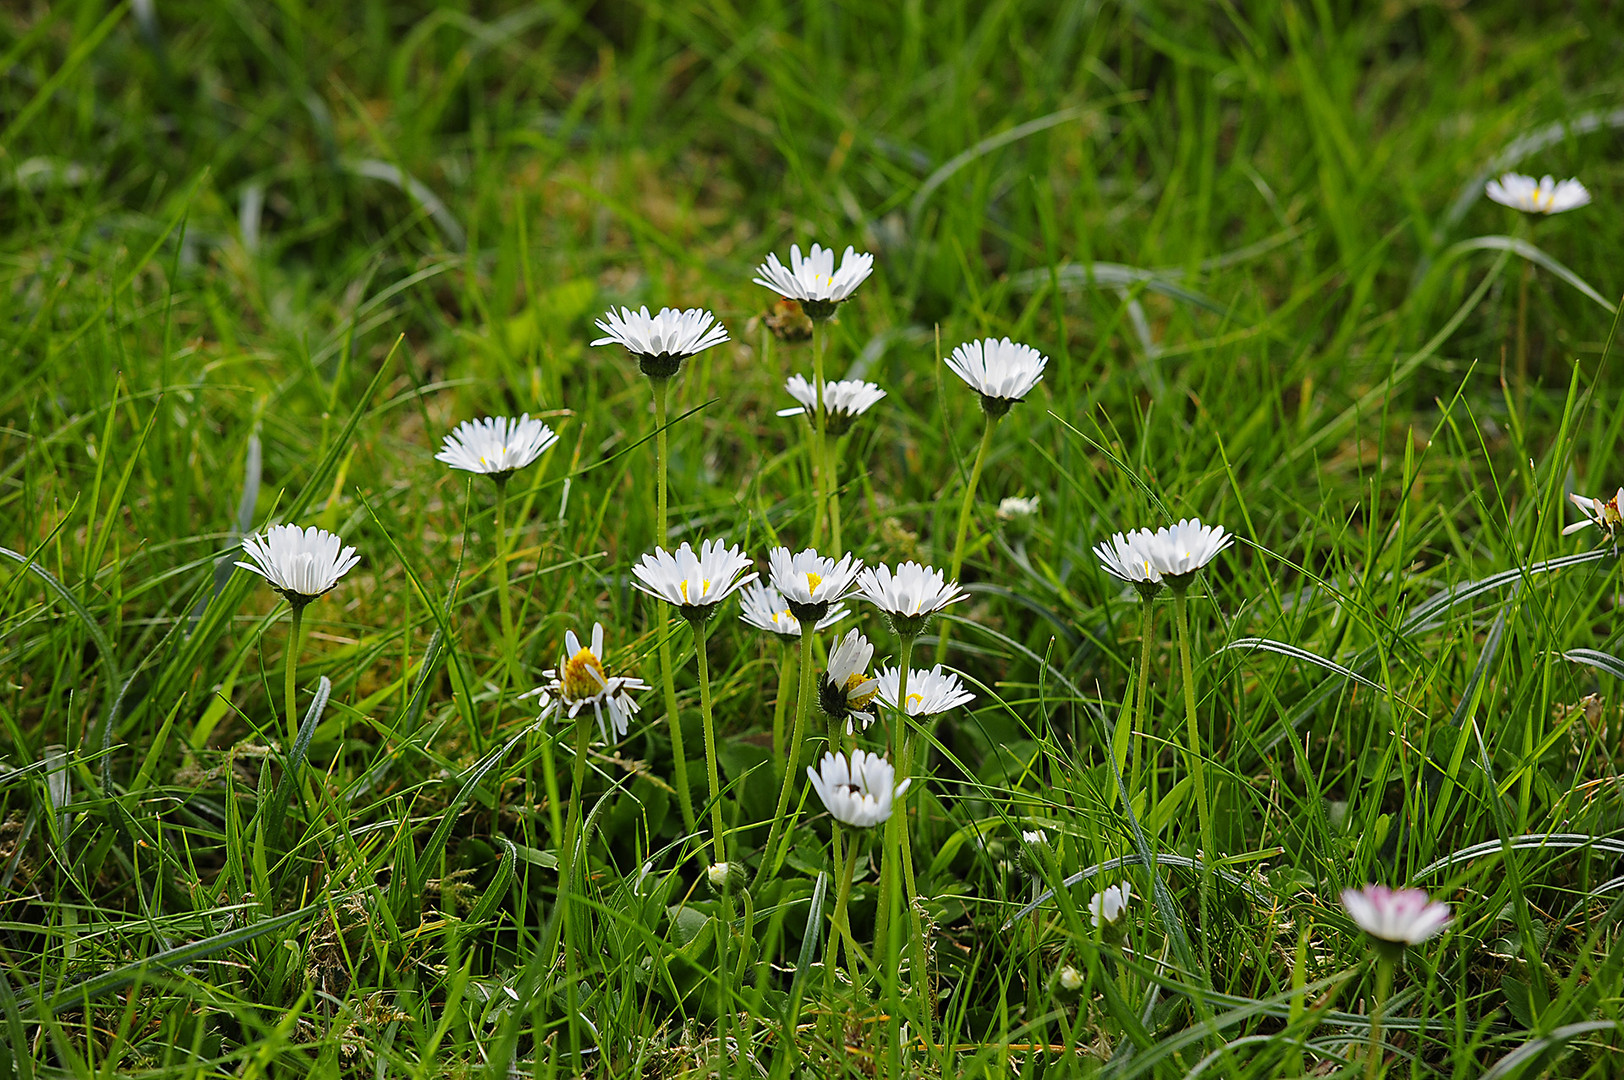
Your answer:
[1341,885,1452,957]
[767,546,863,623]
[591,306,729,380]
[946,337,1049,417]
[753,243,874,321]
[1093,529,1165,597]
[1146,518,1232,586]
[631,539,757,625]
[805,748,910,828]
[237,524,360,606]
[1088,881,1133,931]
[819,628,880,731]
[1563,486,1624,548]
[1485,172,1591,216]
[434,414,558,480]
[855,560,969,638]
[776,375,886,437]
[875,664,975,718]
[533,623,650,745]
[737,581,847,639]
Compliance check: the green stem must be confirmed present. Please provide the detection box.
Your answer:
[1367,955,1394,1080]
[937,412,998,665]
[284,602,306,745]
[1131,595,1155,803]
[810,322,827,547]
[826,827,863,1003]
[492,476,515,739]
[827,430,843,557]
[772,639,793,764]
[754,629,817,888]
[1173,586,1215,966]
[651,377,697,837]
[879,635,933,1052]
[562,712,591,1059]
[694,620,726,865]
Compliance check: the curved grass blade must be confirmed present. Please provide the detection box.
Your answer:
[908,105,1090,229]
[1480,1020,1624,1080]
[1218,637,1392,696]
[1432,235,1613,312]
[1563,648,1624,682]
[1000,852,1270,930]
[1411,832,1624,882]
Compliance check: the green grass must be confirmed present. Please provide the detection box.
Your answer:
[4,0,1624,1075]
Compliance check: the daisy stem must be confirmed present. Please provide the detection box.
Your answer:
[755,629,816,889]
[1173,585,1215,962]
[561,711,591,1056]
[693,620,726,865]
[879,635,933,1051]
[1131,594,1155,802]
[827,431,843,557]
[651,375,672,544]
[810,321,828,547]
[826,825,863,1002]
[772,639,793,764]
[937,412,998,666]
[492,475,516,734]
[650,375,698,838]
[1367,954,1395,1080]
[284,601,306,746]
[1513,214,1533,400]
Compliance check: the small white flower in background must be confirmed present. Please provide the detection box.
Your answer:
[237,524,360,604]
[1485,172,1590,215]
[768,546,863,623]
[946,337,1048,416]
[1093,529,1165,594]
[591,306,729,379]
[631,539,757,622]
[997,496,1040,521]
[434,414,559,479]
[1057,965,1083,992]
[1088,881,1133,929]
[753,243,875,320]
[874,664,975,718]
[706,862,736,891]
[1563,487,1624,545]
[776,374,886,436]
[805,748,910,828]
[737,582,846,639]
[1341,885,1452,950]
[855,561,968,637]
[819,628,880,729]
[532,623,650,744]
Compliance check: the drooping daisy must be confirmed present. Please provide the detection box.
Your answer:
[767,546,863,623]
[819,628,880,730]
[737,582,847,639]
[1145,518,1233,585]
[776,375,886,436]
[946,337,1049,417]
[805,748,910,828]
[1088,881,1133,929]
[1341,885,1452,953]
[237,524,360,605]
[1093,529,1165,595]
[591,306,730,379]
[1485,173,1591,216]
[874,664,975,720]
[753,243,875,321]
[1563,487,1624,545]
[855,561,969,638]
[532,623,650,745]
[630,539,757,624]
[434,415,558,479]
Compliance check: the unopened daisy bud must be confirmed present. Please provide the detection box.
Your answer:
[706,861,738,892]
[1018,828,1050,877]
[946,337,1048,417]
[591,305,729,380]
[753,243,874,321]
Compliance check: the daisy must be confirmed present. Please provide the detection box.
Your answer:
[946,337,1048,416]
[767,546,863,623]
[776,375,886,436]
[855,561,969,638]
[805,748,910,828]
[753,243,875,320]
[737,582,847,639]
[1093,528,1165,595]
[630,539,757,624]
[1088,882,1133,929]
[434,415,558,479]
[1145,518,1233,585]
[1563,487,1624,545]
[997,496,1040,521]
[1021,828,1048,846]
[874,664,975,721]
[591,305,729,379]
[1485,173,1591,216]
[237,524,360,605]
[818,628,880,729]
[1341,885,1452,953]
[532,623,650,745]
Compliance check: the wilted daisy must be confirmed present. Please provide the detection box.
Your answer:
[1088,881,1133,930]
[1563,487,1624,545]
[1485,172,1591,216]
[753,243,875,320]
[874,664,974,720]
[434,415,558,479]
[819,628,880,729]
[237,524,360,605]
[1093,529,1165,594]
[805,748,910,828]
[946,337,1048,416]
[856,561,969,638]
[768,546,863,623]
[1145,518,1233,586]
[1341,885,1452,952]
[631,539,757,624]
[737,582,846,639]
[532,623,650,744]
[776,375,886,436]
[591,305,729,380]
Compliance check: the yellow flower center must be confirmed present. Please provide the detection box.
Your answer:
[845,672,878,709]
[806,571,822,594]
[679,579,711,603]
[906,692,924,711]
[562,647,605,701]
[771,608,794,627]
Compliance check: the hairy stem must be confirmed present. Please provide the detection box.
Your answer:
[937,413,998,665]
[755,629,817,888]
[694,620,726,865]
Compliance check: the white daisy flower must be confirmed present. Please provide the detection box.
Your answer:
[236,524,360,604]
[874,664,975,719]
[1088,881,1133,929]
[532,623,650,745]
[1145,518,1233,583]
[997,496,1040,521]
[1485,173,1591,215]
[767,546,863,622]
[819,628,880,729]
[752,243,875,320]
[775,375,886,436]
[630,539,757,623]
[434,414,559,479]
[855,560,969,637]
[591,306,729,379]
[1057,965,1083,992]
[946,337,1048,415]
[1341,885,1452,950]
[1563,487,1624,544]
[805,748,910,828]
[737,582,847,639]
[1021,828,1048,846]
[1093,529,1165,594]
